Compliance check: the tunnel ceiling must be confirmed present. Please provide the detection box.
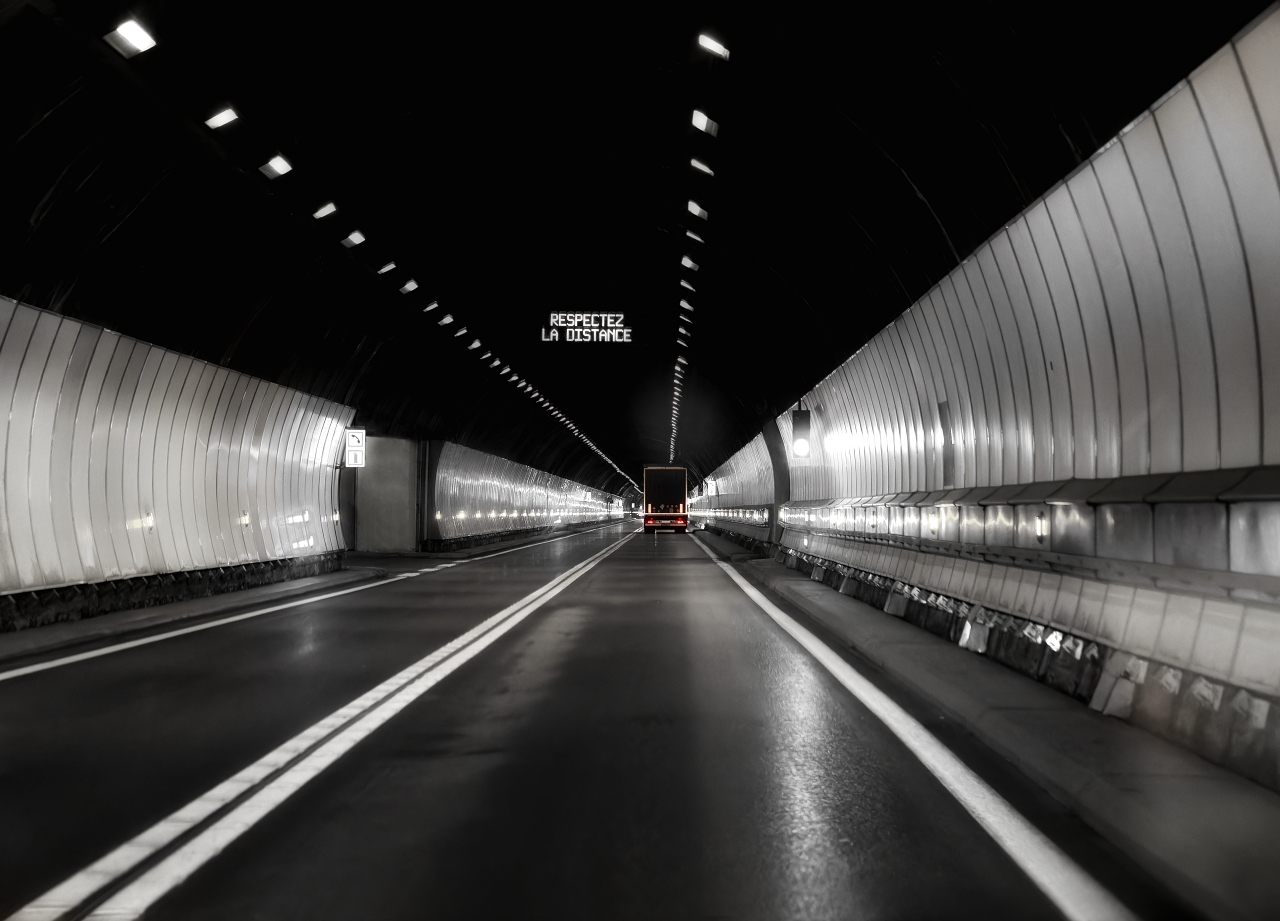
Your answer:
[0,0,1270,493]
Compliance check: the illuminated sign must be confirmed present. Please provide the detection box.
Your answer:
[344,428,366,467]
[542,312,632,343]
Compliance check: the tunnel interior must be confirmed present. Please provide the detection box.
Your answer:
[4,1,1280,919]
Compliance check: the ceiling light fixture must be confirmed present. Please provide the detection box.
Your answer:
[692,110,719,136]
[421,299,436,309]
[686,231,704,243]
[205,108,238,129]
[341,230,365,247]
[378,262,396,274]
[697,35,730,59]
[680,280,695,291]
[439,314,454,326]
[105,20,156,57]
[679,299,694,311]
[454,327,468,337]
[687,201,707,219]
[681,256,698,271]
[690,158,714,175]
[313,202,337,219]
[260,155,293,179]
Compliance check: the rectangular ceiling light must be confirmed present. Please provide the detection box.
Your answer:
[468,339,481,349]
[681,256,698,271]
[679,299,694,311]
[378,262,396,274]
[692,110,719,136]
[341,230,365,247]
[313,202,337,219]
[205,108,238,129]
[422,299,436,309]
[105,20,156,57]
[687,200,707,219]
[698,35,730,59]
[439,314,454,325]
[260,155,293,178]
[686,230,704,243]
[680,279,695,291]
[454,327,468,337]
[690,158,714,175]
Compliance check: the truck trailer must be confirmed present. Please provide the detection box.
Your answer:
[642,466,687,533]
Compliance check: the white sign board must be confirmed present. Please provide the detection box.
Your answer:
[344,428,366,468]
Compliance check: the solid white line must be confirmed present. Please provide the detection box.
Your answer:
[10,529,636,921]
[689,535,1137,921]
[0,521,628,684]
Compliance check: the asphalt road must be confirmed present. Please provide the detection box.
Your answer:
[0,525,1195,920]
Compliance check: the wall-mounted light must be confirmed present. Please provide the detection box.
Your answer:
[791,409,811,457]
[1036,512,1048,543]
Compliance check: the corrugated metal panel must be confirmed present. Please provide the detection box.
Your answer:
[432,442,620,541]
[0,298,353,595]
[716,10,1280,507]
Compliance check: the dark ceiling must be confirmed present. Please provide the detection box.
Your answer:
[0,0,1269,495]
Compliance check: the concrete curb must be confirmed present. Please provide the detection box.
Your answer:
[0,567,388,668]
[704,540,1280,921]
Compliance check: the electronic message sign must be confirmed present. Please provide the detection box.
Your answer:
[542,313,632,343]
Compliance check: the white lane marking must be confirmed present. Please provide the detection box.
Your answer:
[690,536,1138,921]
[0,521,628,684]
[11,530,637,921]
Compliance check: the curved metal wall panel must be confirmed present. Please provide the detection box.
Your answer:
[747,11,1280,505]
[433,442,620,541]
[690,434,773,510]
[0,298,354,595]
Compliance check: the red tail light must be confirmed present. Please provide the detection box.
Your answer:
[676,518,685,525]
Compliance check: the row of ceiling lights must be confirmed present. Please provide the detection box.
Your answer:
[101,18,638,492]
[671,34,730,462]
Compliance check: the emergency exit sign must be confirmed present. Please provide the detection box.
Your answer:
[344,428,366,467]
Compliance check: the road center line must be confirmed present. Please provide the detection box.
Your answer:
[690,535,1137,921]
[10,529,637,921]
[0,520,627,684]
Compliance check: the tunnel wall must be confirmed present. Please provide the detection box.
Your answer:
[0,297,353,598]
[696,10,1280,784]
[353,437,419,552]
[688,434,774,544]
[780,12,1280,498]
[427,441,622,544]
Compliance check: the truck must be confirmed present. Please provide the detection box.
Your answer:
[643,466,687,533]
